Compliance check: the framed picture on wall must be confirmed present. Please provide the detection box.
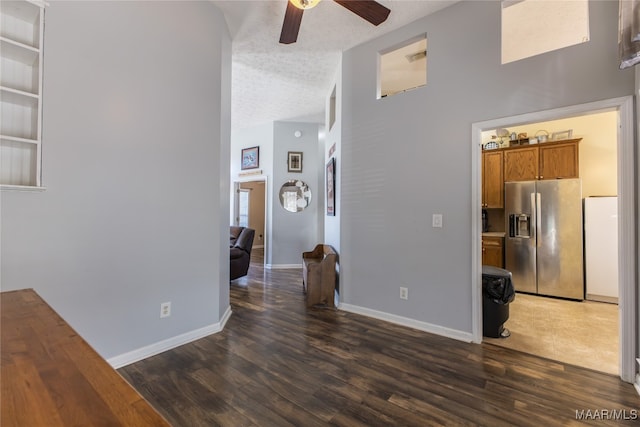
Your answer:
[326,157,335,216]
[287,151,303,173]
[241,146,259,170]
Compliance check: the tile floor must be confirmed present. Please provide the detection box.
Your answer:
[484,293,619,375]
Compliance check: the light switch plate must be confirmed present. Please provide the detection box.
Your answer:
[160,302,171,318]
[432,214,443,228]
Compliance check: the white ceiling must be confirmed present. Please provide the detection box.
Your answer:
[210,0,459,130]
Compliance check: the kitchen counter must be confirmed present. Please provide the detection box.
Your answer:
[1,289,171,427]
[482,231,506,237]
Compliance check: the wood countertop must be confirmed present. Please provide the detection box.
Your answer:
[1,289,170,427]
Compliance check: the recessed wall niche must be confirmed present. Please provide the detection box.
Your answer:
[329,85,336,130]
[378,34,427,99]
[501,0,589,64]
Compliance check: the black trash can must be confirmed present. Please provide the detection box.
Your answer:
[482,265,515,338]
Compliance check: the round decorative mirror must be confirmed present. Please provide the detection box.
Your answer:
[279,180,312,213]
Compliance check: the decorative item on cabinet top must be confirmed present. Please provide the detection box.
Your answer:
[507,132,528,146]
[484,128,512,150]
[551,129,573,140]
[484,141,500,150]
[485,130,577,150]
[535,130,549,143]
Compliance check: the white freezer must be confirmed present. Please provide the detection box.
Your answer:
[584,196,618,303]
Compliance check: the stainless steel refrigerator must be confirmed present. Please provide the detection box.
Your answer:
[505,179,584,300]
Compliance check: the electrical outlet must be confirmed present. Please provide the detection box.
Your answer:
[160,302,171,318]
[432,214,443,228]
[400,287,408,300]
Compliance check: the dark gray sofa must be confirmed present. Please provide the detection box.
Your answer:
[230,226,255,280]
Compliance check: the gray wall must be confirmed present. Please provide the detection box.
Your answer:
[271,121,320,265]
[324,66,341,255]
[0,1,231,359]
[229,121,321,266]
[230,123,274,181]
[230,122,274,262]
[217,8,233,317]
[340,1,634,333]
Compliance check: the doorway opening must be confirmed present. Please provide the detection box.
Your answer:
[471,96,636,383]
[238,189,250,228]
[233,179,267,265]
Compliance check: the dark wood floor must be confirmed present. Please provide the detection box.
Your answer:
[120,250,639,426]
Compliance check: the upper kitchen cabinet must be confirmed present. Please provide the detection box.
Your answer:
[0,0,46,188]
[503,139,581,182]
[503,145,538,182]
[482,150,503,208]
[538,139,580,180]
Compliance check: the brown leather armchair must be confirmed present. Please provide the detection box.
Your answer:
[230,226,255,280]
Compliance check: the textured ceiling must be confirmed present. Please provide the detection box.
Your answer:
[210,0,458,130]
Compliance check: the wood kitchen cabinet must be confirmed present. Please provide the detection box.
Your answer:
[538,140,580,180]
[503,146,538,182]
[482,236,504,268]
[503,139,581,182]
[482,150,503,208]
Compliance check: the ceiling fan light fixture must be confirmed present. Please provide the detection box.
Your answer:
[280,0,390,44]
[289,0,321,10]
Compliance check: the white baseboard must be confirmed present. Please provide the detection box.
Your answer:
[266,264,302,269]
[338,302,474,343]
[107,305,232,369]
[585,294,618,304]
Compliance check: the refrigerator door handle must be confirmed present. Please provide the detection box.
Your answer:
[536,192,542,247]
[530,192,537,244]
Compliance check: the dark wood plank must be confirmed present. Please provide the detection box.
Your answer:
[1,289,170,427]
[279,1,303,44]
[334,0,391,26]
[120,249,639,426]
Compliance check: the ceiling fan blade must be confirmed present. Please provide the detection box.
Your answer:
[333,0,390,26]
[280,1,304,44]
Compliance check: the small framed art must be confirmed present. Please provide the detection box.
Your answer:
[326,157,335,216]
[287,151,303,173]
[241,146,259,170]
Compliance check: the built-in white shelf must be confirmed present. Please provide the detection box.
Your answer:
[1,86,39,107]
[0,184,46,192]
[0,135,38,145]
[0,0,45,188]
[0,37,39,63]
[0,0,42,48]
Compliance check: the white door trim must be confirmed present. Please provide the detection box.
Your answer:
[233,175,269,266]
[471,96,637,383]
